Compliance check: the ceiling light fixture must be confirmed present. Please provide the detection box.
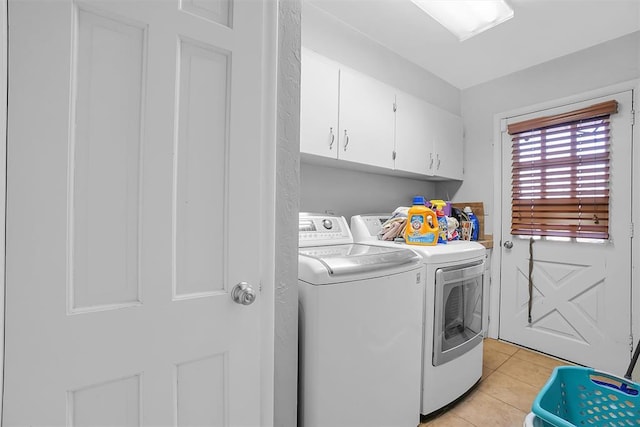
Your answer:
[411,0,514,41]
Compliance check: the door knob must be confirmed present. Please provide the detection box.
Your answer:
[231,282,256,305]
[503,240,513,249]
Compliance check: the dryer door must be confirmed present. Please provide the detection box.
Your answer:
[433,260,484,366]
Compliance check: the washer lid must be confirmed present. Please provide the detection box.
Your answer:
[299,243,420,276]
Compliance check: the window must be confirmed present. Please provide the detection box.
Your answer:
[507,100,618,240]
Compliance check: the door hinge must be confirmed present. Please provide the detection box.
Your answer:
[392,150,397,160]
[631,334,635,351]
[631,222,634,238]
[393,102,397,113]
[631,109,635,126]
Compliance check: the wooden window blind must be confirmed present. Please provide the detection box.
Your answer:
[507,100,618,239]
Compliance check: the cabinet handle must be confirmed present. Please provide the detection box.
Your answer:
[437,154,441,169]
[429,153,434,169]
[344,130,349,151]
[329,127,335,150]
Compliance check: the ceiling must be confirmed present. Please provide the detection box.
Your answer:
[306,0,640,89]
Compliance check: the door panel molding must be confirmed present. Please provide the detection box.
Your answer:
[69,5,146,314]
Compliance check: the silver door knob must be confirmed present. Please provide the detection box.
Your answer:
[231,282,256,306]
[503,240,513,249]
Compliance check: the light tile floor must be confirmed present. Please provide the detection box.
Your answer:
[420,338,573,427]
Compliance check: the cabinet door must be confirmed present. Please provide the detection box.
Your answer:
[338,68,395,169]
[433,109,464,180]
[394,92,436,175]
[300,49,339,159]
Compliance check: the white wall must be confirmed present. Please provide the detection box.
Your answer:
[441,31,640,236]
[301,162,438,220]
[300,3,460,216]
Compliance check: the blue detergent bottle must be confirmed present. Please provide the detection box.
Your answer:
[464,206,480,241]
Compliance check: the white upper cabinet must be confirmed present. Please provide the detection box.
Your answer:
[394,91,435,175]
[338,67,395,169]
[432,109,464,180]
[395,90,463,180]
[300,49,340,159]
[300,49,463,180]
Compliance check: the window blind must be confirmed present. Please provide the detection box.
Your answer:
[508,100,618,240]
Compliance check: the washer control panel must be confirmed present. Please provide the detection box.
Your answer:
[299,214,353,247]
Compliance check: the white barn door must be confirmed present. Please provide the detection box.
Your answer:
[499,91,634,375]
[4,0,271,424]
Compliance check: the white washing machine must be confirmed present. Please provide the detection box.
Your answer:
[351,214,486,417]
[298,213,425,427]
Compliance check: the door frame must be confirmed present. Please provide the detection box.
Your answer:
[0,0,6,419]
[490,81,639,346]
[260,0,278,424]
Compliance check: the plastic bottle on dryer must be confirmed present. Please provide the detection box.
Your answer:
[403,196,438,246]
[464,206,480,241]
[430,199,448,244]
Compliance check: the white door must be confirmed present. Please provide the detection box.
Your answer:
[4,0,270,425]
[339,67,395,169]
[499,91,633,375]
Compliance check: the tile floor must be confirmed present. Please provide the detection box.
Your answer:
[420,338,573,427]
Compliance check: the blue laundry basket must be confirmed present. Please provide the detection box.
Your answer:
[532,366,640,427]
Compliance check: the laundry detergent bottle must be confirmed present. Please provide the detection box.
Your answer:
[430,199,449,244]
[464,206,480,241]
[403,196,438,246]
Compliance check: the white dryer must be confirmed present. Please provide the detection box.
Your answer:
[298,213,424,427]
[351,214,486,418]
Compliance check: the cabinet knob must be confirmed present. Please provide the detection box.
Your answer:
[329,127,335,150]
